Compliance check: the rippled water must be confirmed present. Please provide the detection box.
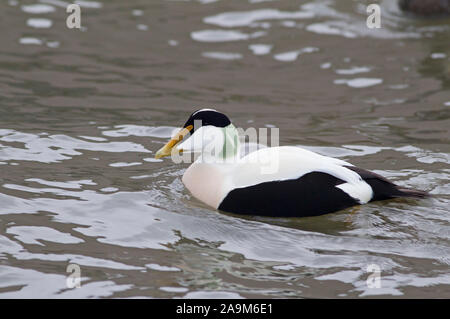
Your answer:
[0,0,449,298]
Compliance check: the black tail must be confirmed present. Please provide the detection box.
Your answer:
[395,187,429,198]
[344,166,429,202]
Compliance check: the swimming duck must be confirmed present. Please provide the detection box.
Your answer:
[155,109,427,217]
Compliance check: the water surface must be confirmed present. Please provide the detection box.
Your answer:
[0,0,449,298]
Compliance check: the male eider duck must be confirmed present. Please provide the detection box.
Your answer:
[155,109,428,217]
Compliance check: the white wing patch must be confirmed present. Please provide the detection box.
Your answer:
[336,181,373,204]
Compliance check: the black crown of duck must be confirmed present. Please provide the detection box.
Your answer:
[183,109,231,132]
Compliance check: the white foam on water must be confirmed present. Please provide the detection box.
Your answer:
[335,66,371,75]
[305,6,422,40]
[26,178,96,189]
[79,135,108,142]
[202,52,243,60]
[248,44,272,55]
[273,264,296,271]
[334,78,383,88]
[0,129,150,163]
[19,37,43,45]
[7,226,84,245]
[74,0,103,8]
[109,162,142,167]
[102,125,175,138]
[281,20,297,27]
[159,286,188,293]
[143,158,163,163]
[26,18,53,29]
[21,4,55,14]
[39,0,69,8]
[183,291,244,299]
[132,9,143,16]
[307,23,357,38]
[431,53,447,59]
[100,187,119,192]
[204,8,314,28]
[146,263,181,272]
[191,29,266,42]
[46,41,60,48]
[273,47,318,62]
[137,24,148,31]
[249,0,276,3]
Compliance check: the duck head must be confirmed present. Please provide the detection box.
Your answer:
[155,108,239,161]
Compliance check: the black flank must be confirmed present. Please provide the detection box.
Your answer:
[218,172,359,217]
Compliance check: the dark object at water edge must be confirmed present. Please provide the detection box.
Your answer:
[399,0,450,16]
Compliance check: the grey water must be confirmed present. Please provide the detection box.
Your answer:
[0,0,449,298]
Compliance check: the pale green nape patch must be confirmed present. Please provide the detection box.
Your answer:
[219,124,240,159]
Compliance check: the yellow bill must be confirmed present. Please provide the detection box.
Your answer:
[155,125,193,159]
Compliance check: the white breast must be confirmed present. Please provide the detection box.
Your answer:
[182,161,232,208]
